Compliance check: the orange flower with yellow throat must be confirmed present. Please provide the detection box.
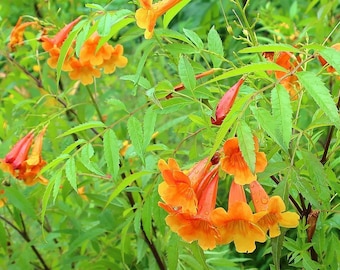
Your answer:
[159,164,221,250]
[221,137,267,185]
[135,0,182,39]
[250,181,300,238]
[211,181,267,253]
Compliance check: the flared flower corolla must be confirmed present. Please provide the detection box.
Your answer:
[135,0,182,39]
[221,137,267,185]
[211,181,266,253]
[97,44,128,74]
[250,181,299,238]
[69,59,101,85]
[159,168,220,250]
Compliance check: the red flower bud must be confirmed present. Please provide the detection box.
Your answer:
[211,78,245,125]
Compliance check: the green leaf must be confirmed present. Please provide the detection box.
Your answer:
[205,62,287,84]
[120,74,151,89]
[67,228,105,254]
[300,150,331,209]
[319,45,340,74]
[0,220,7,250]
[105,171,152,207]
[4,186,36,218]
[272,232,285,270]
[297,71,340,129]
[237,121,255,174]
[183,28,204,49]
[209,93,252,158]
[239,44,300,54]
[39,153,70,175]
[208,26,223,68]
[178,56,196,90]
[52,170,63,204]
[65,157,77,191]
[252,107,288,152]
[167,234,179,270]
[271,85,292,150]
[62,139,87,155]
[103,129,120,180]
[163,0,190,28]
[97,13,112,37]
[58,121,106,138]
[85,3,105,11]
[106,98,129,112]
[80,144,105,176]
[127,116,145,162]
[41,177,55,225]
[143,106,157,149]
[141,197,152,240]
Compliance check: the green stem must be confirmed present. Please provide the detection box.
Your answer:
[86,85,104,122]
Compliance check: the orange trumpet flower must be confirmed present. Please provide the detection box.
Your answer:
[250,181,300,238]
[211,181,267,253]
[221,137,267,185]
[8,17,38,51]
[135,0,182,39]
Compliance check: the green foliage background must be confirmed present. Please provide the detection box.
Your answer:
[0,0,339,269]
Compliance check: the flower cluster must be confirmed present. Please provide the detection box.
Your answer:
[0,127,48,186]
[158,137,300,252]
[40,18,128,85]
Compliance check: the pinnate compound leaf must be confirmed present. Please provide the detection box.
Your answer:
[297,71,340,129]
[208,26,223,68]
[237,120,256,173]
[65,157,77,191]
[80,144,105,176]
[103,129,120,179]
[271,85,292,150]
[127,116,145,162]
[178,56,196,91]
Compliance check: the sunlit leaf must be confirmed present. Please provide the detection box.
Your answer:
[271,85,292,150]
[237,120,255,173]
[183,28,204,49]
[178,56,196,90]
[297,71,340,129]
[163,0,190,28]
[103,129,120,180]
[239,44,300,54]
[65,157,77,191]
[208,26,223,68]
[58,121,106,138]
[143,106,157,149]
[127,116,145,162]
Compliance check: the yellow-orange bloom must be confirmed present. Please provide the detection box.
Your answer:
[69,59,101,85]
[250,181,299,238]
[8,17,38,51]
[19,127,48,186]
[221,137,267,185]
[0,128,48,186]
[135,0,182,39]
[0,131,34,176]
[159,168,220,250]
[77,186,89,201]
[79,33,113,66]
[97,44,128,74]
[46,47,75,71]
[211,181,266,253]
